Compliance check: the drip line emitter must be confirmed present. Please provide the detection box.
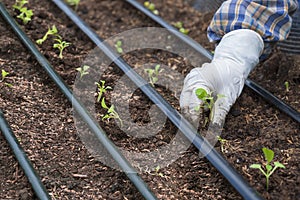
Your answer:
[1,0,298,199]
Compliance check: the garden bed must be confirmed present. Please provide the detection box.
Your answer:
[0,0,299,199]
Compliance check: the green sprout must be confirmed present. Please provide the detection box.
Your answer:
[144,64,162,87]
[144,1,159,15]
[36,25,58,45]
[1,69,12,87]
[250,147,286,191]
[13,0,33,24]
[217,136,228,153]
[13,0,28,10]
[76,65,90,79]
[95,80,112,102]
[154,166,164,178]
[173,21,189,35]
[1,69,9,81]
[284,81,289,92]
[101,98,123,127]
[66,0,80,11]
[195,88,224,122]
[115,40,123,54]
[53,37,71,59]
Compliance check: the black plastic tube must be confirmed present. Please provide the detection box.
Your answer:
[0,110,51,200]
[50,1,264,199]
[125,0,300,124]
[0,3,157,200]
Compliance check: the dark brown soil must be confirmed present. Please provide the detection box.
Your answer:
[0,0,299,199]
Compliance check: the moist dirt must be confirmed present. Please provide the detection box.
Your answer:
[0,0,299,199]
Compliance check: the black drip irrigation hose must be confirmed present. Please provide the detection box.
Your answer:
[0,3,157,200]
[50,0,264,200]
[125,0,300,124]
[0,110,51,200]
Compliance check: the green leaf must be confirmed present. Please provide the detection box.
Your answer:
[153,10,159,15]
[116,47,123,54]
[116,40,122,47]
[108,105,115,113]
[155,64,160,72]
[2,69,9,79]
[274,161,285,168]
[144,1,150,7]
[101,98,108,109]
[266,164,273,172]
[148,3,155,11]
[83,65,90,71]
[262,147,274,164]
[195,88,208,100]
[155,165,160,172]
[174,21,183,29]
[50,25,58,34]
[250,164,261,169]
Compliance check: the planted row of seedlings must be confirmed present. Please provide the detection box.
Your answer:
[0,0,299,199]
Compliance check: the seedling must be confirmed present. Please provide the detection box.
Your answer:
[173,21,190,35]
[101,98,123,127]
[36,25,58,45]
[217,136,227,153]
[95,80,112,102]
[53,37,71,59]
[144,1,159,15]
[154,166,164,178]
[1,69,12,87]
[1,69,9,81]
[250,147,285,191]
[284,81,289,92]
[144,64,162,87]
[66,0,80,11]
[194,88,224,122]
[76,65,90,79]
[115,40,123,54]
[13,0,28,10]
[13,0,33,24]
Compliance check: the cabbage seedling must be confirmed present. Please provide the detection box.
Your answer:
[1,69,12,87]
[194,88,225,121]
[144,64,162,87]
[144,1,159,15]
[36,25,58,45]
[154,166,164,178]
[76,65,90,79]
[217,136,228,153]
[13,0,33,24]
[101,98,123,127]
[115,40,123,54]
[250,147,286,191]
[284,81,289,92]
[95,80,112,102]
[53,37,71,59]
[173,21,189,35]
[13,0,28,10]
[1,69,9,81]
[66,0,80,11]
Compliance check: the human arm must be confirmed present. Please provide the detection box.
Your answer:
[180,0,299,126]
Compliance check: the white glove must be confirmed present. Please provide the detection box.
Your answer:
[180,29,264,126]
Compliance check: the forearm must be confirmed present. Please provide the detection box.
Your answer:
[207,0,299,42]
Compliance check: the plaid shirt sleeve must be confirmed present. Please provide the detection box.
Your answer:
[207,0,299,42]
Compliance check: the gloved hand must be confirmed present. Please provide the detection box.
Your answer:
[180,29,264,126]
